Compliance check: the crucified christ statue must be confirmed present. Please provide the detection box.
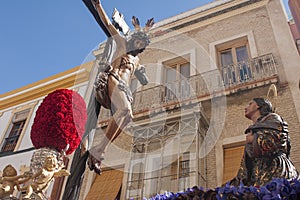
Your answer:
[63,2,153,199]
[84,0,154,174]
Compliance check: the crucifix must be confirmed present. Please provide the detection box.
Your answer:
[63,1,154,199]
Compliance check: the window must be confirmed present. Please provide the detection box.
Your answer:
[223,145,244,183]
[217,37,251,85]
[163,56,190,101]
[127,117,201,198]
[179,152,190,178]
[85,169,123,200]
[1,109,30,152]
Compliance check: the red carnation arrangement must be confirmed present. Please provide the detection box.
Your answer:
[30,89,87,155]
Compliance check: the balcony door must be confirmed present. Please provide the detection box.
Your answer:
[218,37,251,85]
[164,58,190,102]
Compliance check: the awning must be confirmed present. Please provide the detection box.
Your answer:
[85,169,124,200]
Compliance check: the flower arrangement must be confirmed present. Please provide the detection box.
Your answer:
[146,178,300,200]
[30,89,87,155]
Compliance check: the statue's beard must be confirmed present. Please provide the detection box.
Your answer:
[128,48,145,56]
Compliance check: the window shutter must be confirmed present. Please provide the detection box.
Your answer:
[223,145,244,183]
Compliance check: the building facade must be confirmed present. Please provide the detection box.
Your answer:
[289,0,300,33]
[288,0,300,54]
[0,62,93,199]
[289,19,300,54]
[1,0,300,200]
[79,0,300,199]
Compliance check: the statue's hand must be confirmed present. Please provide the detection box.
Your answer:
[23,171,33,178]
[55,169,70,177]
[134,65,149,85]
[246,131,254,144]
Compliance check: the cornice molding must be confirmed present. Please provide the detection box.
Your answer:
[170,0,265,31]
[150,0,268,42]
[0,62,93,110]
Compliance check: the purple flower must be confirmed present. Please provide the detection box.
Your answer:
[257,186,272,200]
[144,178,300,200]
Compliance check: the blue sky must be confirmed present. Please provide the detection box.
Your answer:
[0,0,291,94]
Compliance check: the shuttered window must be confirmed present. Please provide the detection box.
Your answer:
[85,169,123,200]
[223,145,244,184]
[1,109,30,152]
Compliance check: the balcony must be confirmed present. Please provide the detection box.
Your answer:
[98,54,278,123]
[132,53,278,113]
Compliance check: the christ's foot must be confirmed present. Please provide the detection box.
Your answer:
[87,153,104,175]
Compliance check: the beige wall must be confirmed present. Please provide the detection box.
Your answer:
[209,85,300,187]
[137,0,300,190]
[79,0,300,198]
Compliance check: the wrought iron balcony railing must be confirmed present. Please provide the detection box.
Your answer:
[98,53,278,121]
[221,53,277,86]
[132,53,277,112]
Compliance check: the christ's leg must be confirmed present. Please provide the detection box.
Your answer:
[88,75,133,174]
